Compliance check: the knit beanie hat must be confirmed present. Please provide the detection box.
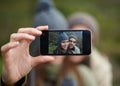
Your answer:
[58,32,68,46]
[36,0,54,13]
[69,35,78,41]
[68,12,99,43]
[33,0,68,30]
[30,0,68,57]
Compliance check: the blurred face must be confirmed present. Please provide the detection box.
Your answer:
[69,38,76,49]
[61,40,69,50]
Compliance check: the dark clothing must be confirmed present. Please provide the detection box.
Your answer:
[53,47,73,55]
[54,47,67,54]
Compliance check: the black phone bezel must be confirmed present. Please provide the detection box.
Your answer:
[40,30,91,55]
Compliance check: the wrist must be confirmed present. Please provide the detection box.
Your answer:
[1,74,15,86]
[1,75,26,86]
[1,66,18,85]
[1,76,14,86]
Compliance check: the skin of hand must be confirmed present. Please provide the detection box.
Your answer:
[1,26,55,85]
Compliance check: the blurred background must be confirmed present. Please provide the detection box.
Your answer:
[0,0,119,85]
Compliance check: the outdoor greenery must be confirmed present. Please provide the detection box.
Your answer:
[49,45,57,54]
[0,0,120,85]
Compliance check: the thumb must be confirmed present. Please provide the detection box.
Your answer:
[31,56,55,67]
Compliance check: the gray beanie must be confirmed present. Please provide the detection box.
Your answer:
[33,0,68,30]
[69,35,78,41]
[68,12,99,42]
[30,0,68,56]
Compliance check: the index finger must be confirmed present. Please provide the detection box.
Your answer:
[36,26,48,31]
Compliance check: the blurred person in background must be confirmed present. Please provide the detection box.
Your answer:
[65,12,113,86]
[28,0,112,85]
[28,0,69,86]
[56,55,98,86]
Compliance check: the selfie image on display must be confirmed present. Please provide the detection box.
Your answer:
[40,30,91,55]
[49,31,83,55]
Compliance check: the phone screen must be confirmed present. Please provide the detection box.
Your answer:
[40,30,91,55]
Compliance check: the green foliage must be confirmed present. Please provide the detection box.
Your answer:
[49,45,57,54]
[49,32,58,45]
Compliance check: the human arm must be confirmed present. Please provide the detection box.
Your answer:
[0,26,54,85]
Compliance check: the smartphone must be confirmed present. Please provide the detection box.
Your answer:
[40,30,91,55]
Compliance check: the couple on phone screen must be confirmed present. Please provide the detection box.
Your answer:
[53,32,81,54]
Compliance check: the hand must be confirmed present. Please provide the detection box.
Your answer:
[1,26,54,85]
